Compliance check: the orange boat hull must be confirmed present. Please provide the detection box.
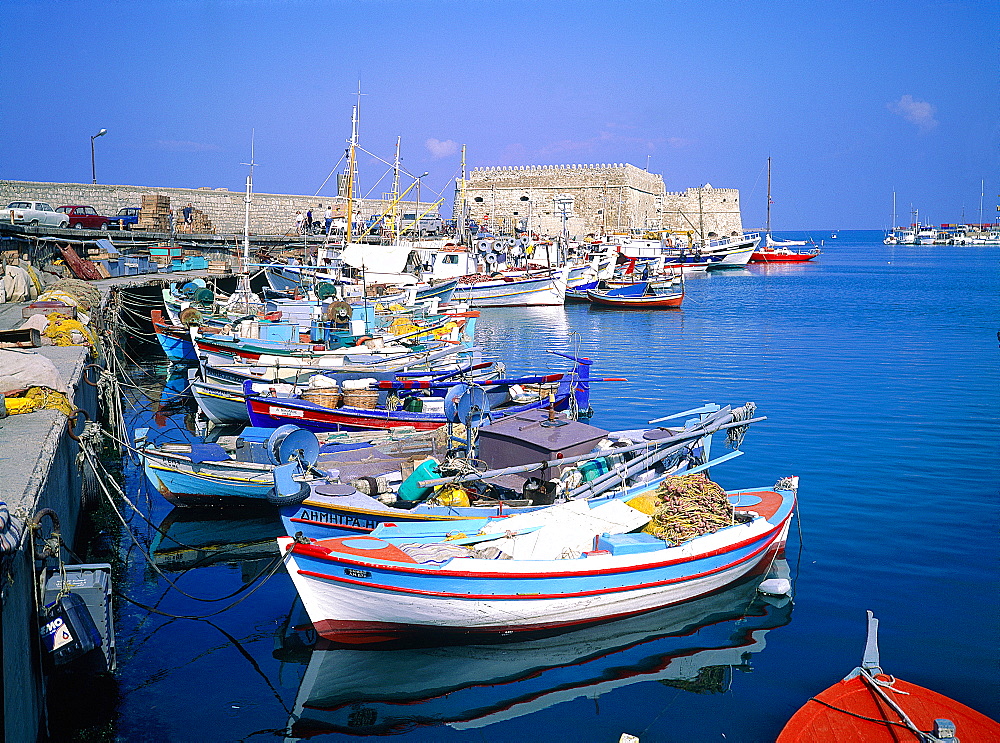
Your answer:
[778,674,1000,742]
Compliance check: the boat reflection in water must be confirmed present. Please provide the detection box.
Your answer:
[278,557,794,738]
[151,508,282,572]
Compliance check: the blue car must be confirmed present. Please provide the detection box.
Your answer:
[108,207,139,230]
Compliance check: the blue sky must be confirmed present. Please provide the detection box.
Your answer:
[2,0,997,229]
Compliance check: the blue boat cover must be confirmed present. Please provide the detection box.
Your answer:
[188,443,229,463]
[604,282,649,297]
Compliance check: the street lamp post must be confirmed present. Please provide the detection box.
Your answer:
[90,129,107,184]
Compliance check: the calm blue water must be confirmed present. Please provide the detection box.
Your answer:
[91,232,998,742]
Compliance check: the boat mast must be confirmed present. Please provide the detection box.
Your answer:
[979,179,985,230]
[235,130,257,309]
[697,185,705,247]
[391,135,401,244]
[345,104,358,245]
[766,157,771,237]
[457,144,467,244]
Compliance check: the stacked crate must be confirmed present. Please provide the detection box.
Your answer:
[176,207,215,234]
[137,194,172,231]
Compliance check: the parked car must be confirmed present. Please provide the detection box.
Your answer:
[56,205,111,230]
[107,207,140,230]
[3,201,70,228]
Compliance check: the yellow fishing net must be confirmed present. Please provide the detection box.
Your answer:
[643,473,735,545]
[43,313,96,347]
[3,387,73,416]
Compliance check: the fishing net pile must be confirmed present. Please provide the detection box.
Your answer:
[643,473,735,545]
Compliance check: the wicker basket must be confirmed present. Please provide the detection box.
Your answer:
[301,389,342,409]
[341,389,379,409]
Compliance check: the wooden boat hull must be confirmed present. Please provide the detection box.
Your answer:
[586,290,684,309]
[778,674,1000,742]
[191,379,254,424]
[278,486,795,644]
[452,271,567,307]
[151,311,198,361]
[141,448,290,507]
[247,388,575,433]
[750,251,819,263]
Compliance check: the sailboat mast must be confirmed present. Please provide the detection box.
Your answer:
[391,136,401,243]
[346,105,358,245]
[242,134,254,275]
[458,144,467,244]
[766,157,771,236]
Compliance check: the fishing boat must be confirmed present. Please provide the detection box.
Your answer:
[134,424,322,507]
[192,353,497,425]
[245,352,594,433]
[191,312,475,369]
[277,472,797,644]
[151,310,199,362]
[564,279,599,302]
[451,267,569,307]
[280,402,757,539]
[778,611,1000,741]
[586,281,684,309]
[279,560,793,735]
[751,159,821,264]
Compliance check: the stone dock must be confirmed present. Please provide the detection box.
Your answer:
[0,270,224,742]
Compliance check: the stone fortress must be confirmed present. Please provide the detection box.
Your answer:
[2,162,745,240]
[456,163,744,239]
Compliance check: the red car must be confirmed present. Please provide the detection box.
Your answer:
[56,205,110,230]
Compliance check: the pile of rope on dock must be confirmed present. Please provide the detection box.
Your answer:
[643,473,735,546]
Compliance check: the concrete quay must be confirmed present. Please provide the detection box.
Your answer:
[0,301,98,742]
[0,269,220,741]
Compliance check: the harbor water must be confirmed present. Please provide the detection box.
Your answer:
[75,231,998,741]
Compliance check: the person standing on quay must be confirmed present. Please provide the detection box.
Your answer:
[305,208,313,234]
[182,203,193,232]
[295,211,304,234]
[324,205,333,235]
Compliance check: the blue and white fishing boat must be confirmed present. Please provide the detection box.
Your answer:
[280,402,758,540]
[277,473,797,644]
[135,425,323,507]
[245,352,597,433]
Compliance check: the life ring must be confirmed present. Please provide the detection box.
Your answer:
[66,408,89,442]
[355,335,374,346]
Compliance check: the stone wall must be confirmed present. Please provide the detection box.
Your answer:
[455,164,743,238]
[0,180,434,236]
[662,185,744,238]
